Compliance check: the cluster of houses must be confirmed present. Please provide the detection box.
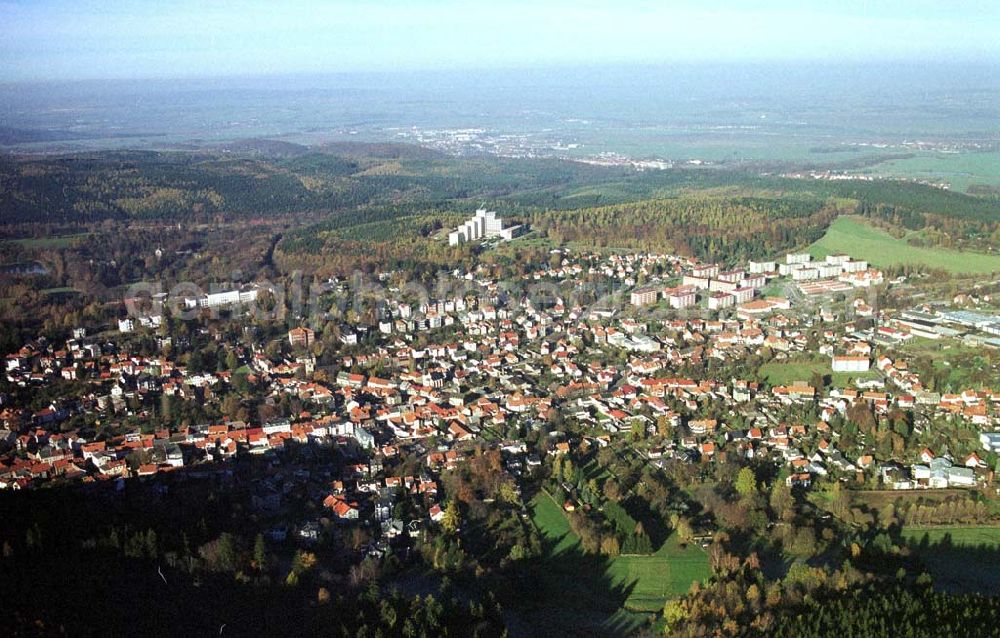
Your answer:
[525,251,686,285]
[4,246,1000,543]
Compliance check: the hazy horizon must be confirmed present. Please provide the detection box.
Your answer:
[2,0,999,81]
[1,58,999,87]
[2,62,998,186]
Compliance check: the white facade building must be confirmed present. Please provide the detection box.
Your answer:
[832,355,870,373]
[708,292,735,310]
[748,260,776,274]
[448,209,523,245]
[183,287,259,309]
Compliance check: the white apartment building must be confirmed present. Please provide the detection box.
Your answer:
[448,209,523,245]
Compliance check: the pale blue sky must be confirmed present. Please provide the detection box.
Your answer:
[1,0,998,80]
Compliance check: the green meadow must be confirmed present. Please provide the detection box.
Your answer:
[903,525,1000,548]
[759,358,877,388]
[529,490,710,613]
[852,151,1000,193]
[810,216,1000,275]
[902,526,1000,593]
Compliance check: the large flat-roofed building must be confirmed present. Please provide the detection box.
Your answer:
[630,288,659,307]
[732,286,755,304]
[665,285,697,309]
[498,225,524,241]
[183,287,259,309]
[816,263,842,278]
[288,326,315,347]
[663,286,696,309]
[748,260,776,274]
[832,355,870,373]
[708,292,735,310]
[448,209,523,245]
[709,278,738,293]
[682,275,711,290]
[797,279,853,296]
[790,267,819,281]
[779,254,869,278]
[691,264,720,278]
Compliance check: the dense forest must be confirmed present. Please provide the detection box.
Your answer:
[769,585,1000,638]
[0,148,626,224]
[3,146,999,227]
[528,196,846,262]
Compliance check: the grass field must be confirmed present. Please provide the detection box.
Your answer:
[809,216,1000,275]
[609,535,712,610]
[522,490,650,635]
[759,358,877,387]
[530,490,710,613]
[530,489,580,552]
[759,282,786,298]
[902,525,1000,594]
[851,151,1000,193]
[903,525,1000,548]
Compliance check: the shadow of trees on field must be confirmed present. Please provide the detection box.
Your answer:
[619,493,670,550]
[509,487,642,638]
[905,531,1000,594]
